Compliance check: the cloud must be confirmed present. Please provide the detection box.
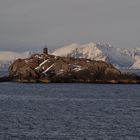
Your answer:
[0,0,140,51]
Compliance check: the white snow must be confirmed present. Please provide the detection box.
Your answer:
[0,51,31,68]
[35,55,43,59]
[73,66,84,72]
[35,59,49,70]
[131,60,140,69]
[52,43,80,57]
[53,42,106,61]
[96,43,135,67]
[69,64,84,72]
[57,69,65,75]
[42,64,55,74]
[0,51,30,61]
[25,60,29,63]
[39,59,49,67]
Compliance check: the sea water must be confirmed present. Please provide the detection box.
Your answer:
[0,70,140,140]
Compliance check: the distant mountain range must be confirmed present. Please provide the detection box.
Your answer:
[52,42,140,69]
[1,42,140,69]
[0,51,31,69]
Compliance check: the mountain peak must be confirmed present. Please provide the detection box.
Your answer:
[52,42,138,68]
[1,42,140,69]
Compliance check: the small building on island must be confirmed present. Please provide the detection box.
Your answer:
[43,46,48,55]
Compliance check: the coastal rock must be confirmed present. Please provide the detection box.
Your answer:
[8,53,140,83]
[0,76,11,82]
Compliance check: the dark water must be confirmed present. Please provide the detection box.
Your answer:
[0,82,140,140]
[0,69,140,140]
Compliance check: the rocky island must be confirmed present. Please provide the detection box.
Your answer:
[0,48,137,84]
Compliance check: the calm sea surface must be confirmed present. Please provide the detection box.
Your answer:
[0,70,140,140]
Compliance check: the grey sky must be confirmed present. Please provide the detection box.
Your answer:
[0,0,140,52]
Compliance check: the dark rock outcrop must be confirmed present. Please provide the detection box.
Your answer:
[0,76,11,82]
[8,53,140,84]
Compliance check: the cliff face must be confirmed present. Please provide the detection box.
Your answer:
[8,53,140,83]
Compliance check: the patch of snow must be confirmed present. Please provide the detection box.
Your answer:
[42,64,55,74]
[35,67,40,70]
[35,55,43,59]
[59,69,64,72]
[35,59,50,71]
[69,64,84,72]
[73,67,84,72]
[86,60,91,63]
[39,59,49,67]
[57,69,65,75]
[54,56,58,60]
[25,60,29,63]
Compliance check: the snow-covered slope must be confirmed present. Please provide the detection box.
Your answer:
[0,51,31,61]
[131,60,140,69]
[53,42,135,68]
[117,47,140,60]
[53,43,106,61]
[0,51,31,69]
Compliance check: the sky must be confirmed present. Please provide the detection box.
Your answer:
[0,0,140,52]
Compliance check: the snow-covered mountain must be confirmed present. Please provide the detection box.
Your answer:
[1,43,140,69]
[0,51,31,69]
[52,42,140,69]
[53,43,107,61]
[131,60,140,69]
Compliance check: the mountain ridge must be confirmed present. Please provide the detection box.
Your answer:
[0,51,31,69]
[1,42,140,69]
[52,42,140,69]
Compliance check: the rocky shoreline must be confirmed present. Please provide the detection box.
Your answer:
[0,52,140,84]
